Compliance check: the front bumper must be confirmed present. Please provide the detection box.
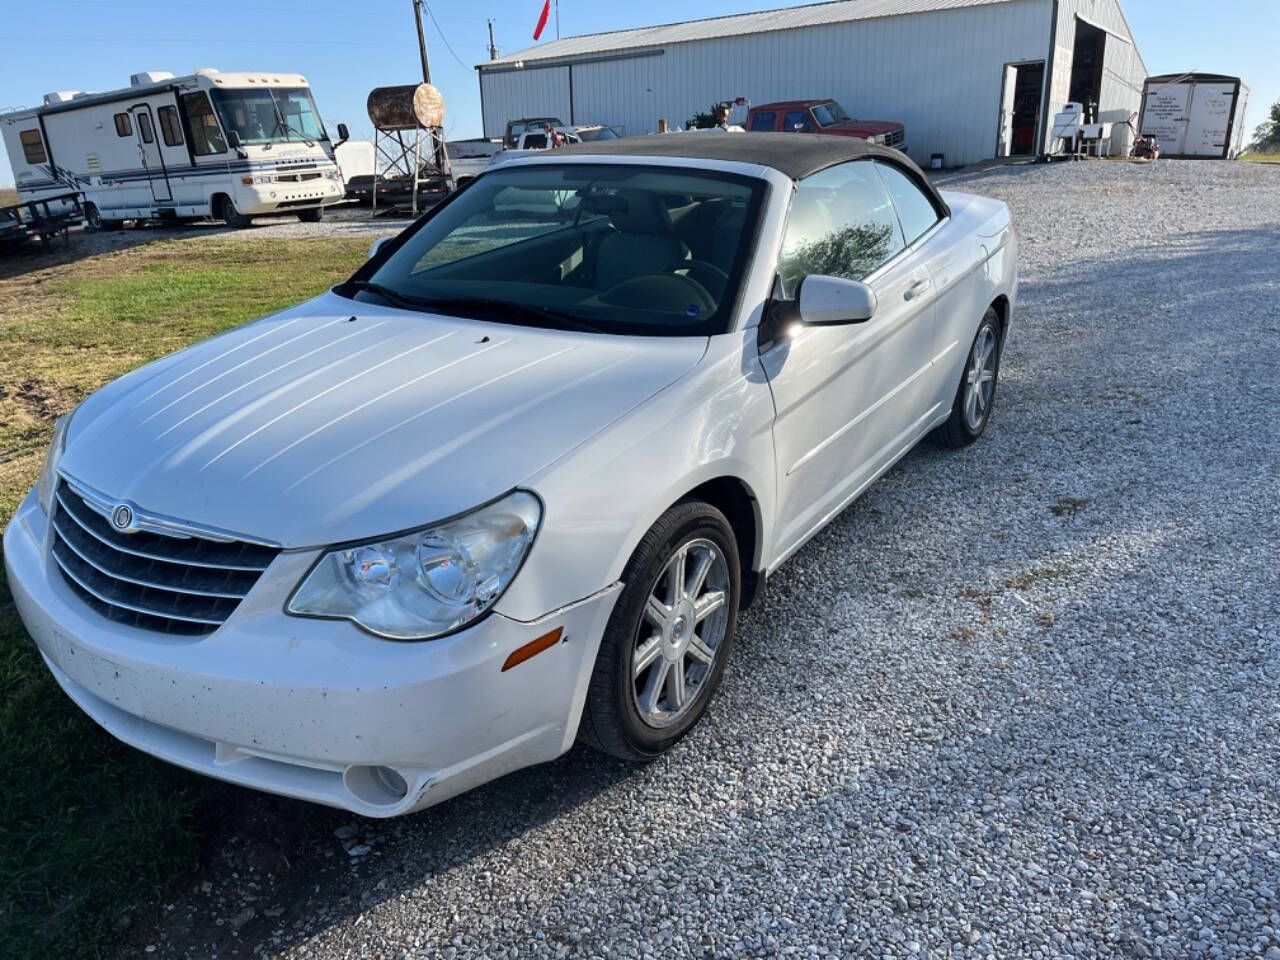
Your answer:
[236,179,344,215]
[4,488,620,816]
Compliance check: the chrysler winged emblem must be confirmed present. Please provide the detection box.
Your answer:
[110,503,135,532]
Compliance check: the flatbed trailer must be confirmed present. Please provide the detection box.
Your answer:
[0,190,83,251]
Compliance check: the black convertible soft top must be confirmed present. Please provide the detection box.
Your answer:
[554,131,947,213]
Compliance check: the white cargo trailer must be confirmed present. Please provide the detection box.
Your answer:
[0,68,348,228]
[1138,73,1250,159]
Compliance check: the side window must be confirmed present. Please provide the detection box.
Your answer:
[784,110,811,132]
[875,162,941,245]
[114,113,132,137]
[777,160,906,298]
[137,111,155,144]
[749,111,776,131]
[522,133,547,149]
[19,129,47,164]
[182,92,226,155]
[157,105,184,147]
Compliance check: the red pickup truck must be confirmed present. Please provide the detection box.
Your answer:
[746,99,906,152]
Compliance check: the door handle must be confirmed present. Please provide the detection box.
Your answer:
[904,278,930,301]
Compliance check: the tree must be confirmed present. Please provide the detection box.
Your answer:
[1248,99,1280,153]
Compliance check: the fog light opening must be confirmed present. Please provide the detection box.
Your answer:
[343,764,410,807]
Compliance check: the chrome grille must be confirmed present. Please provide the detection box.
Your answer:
[50,482,279,636]
[886,130,906,149]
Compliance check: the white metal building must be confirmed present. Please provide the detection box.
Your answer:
[476,0,1148,167]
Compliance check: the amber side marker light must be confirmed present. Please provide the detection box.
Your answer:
[501,628,563,672]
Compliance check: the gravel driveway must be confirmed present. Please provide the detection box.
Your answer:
[142,158,1280,960]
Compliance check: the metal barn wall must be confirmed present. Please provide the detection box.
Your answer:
[1044,0,1147,152]
[480,65,571,137]
[481,0,1055,166]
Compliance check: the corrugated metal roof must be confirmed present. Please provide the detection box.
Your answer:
[481,0,1016,68]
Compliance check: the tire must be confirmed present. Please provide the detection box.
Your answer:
[217,195,252,229]
[297,207,323,223]
[936,306,1002,448]
[83,202,103,232]
[579,500,741,760]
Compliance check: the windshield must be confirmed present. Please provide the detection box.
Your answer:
[210,87,327,145]
[812,101,854,127]
[342,163,767,337]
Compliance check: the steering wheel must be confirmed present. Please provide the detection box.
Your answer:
[664,259,729,301]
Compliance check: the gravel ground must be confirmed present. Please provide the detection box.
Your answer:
[136,158,1279,959]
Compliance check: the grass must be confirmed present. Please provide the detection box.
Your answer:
[0,188,18,207]
[0,232,369,959]
[1239,152,1280,164]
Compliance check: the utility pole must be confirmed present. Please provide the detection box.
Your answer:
[487,19,498,61]
[556,0,560,40]
[413,0,431,84]
[410,0,451,193]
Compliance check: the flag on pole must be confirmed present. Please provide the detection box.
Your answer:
[532,0,551,40]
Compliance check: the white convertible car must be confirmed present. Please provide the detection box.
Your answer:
[5,134,1016,816]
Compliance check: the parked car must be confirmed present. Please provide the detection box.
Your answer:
[6,133,1016,817]
[503,116,565,149]
[489,127,581,168]
[747,98,906,151]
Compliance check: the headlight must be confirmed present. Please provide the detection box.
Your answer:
[36,410,74,515]
[240,175,274,185]
[286,491,541,640]
[869,134,887,145]
[325,169,341,180]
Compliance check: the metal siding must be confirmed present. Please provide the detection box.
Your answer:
[485,0,1021,66]
[486,0,1052,166]
[479,67,572,138]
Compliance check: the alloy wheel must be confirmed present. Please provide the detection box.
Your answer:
[631,538,731,729]
[964,324,998,430]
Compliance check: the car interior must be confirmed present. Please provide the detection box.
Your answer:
[367,168,764,334]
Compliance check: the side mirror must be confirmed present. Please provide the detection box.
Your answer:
[225,130,241,149]
[368,236,389,260]
[336,122,349,143]
[797,275,877,325]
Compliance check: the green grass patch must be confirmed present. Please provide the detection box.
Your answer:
[0,233,368,959]
[1239,152,1280,164]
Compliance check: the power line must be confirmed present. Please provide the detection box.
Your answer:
[422,2,473,72]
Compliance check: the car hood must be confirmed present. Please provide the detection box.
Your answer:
[825,120,902,136]
[60,292,706,547]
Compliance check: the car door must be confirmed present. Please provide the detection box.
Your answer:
[873,160,979,412]
[760,159,938,562]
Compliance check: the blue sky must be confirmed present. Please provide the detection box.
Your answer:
[1,0,1275,186]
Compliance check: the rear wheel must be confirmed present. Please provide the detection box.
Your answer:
[579,501,740,760]
[297,207,324,223]
[217,195,252,229]
[83,202,103,232]
[937,307,1002,447]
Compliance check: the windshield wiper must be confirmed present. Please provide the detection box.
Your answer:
[344,279,430,311]
[413,297,606,334]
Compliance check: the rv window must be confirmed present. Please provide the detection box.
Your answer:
[182,92,227,155]
[19,129,47,164]
[137,112,155,144]
[114,113,132,137]
[158,106,184,147]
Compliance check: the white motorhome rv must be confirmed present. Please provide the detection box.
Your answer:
[0,68,348,228]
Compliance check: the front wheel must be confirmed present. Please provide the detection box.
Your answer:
[936,307,1002,447]
[217,195,252,229]
[579,501,741,760]
[297,207,323,223]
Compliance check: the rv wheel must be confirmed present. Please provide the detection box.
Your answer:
[84,203,103,232]
[217,196,253,229]
[297,207,324,223]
